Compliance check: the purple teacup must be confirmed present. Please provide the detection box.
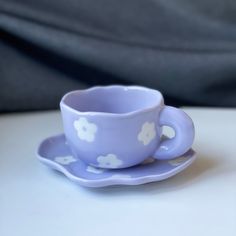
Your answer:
[60,85,194,169]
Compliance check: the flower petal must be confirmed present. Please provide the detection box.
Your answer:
[97,154,123,168]
[73,117,97,142]
[54,155,77,165]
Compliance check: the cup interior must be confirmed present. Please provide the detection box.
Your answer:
[61,86,162,114]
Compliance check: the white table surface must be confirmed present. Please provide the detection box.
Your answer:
[0,108,236,236]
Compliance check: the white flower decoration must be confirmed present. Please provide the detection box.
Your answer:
[54,155,77,165]
[73,117,97,142]
[138,122,156,145]
[141,157,155,165]
[86,165,104,174]
[168,156,188,166]
[109,174,131,179]
[97,154,123,168]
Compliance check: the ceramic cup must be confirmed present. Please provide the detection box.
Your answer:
[60,85,194,169]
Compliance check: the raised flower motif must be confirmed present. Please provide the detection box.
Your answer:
[97,154,123,168]
[108,174,131,179]
[86,165,104,174]
[73,117,97,142]
[138,122,156,145]
[54,155,77,165]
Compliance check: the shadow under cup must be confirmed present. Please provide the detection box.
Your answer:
[60,86,194,169]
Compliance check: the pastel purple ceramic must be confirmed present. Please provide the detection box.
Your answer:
[37,134,197,187]
[60,86,195,169]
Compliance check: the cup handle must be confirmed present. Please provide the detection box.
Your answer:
[153,106,195,160]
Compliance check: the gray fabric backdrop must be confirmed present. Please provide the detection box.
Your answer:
[1,0,236,112]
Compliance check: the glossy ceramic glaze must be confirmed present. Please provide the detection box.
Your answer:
[37,134,197,187]
[60,86,195,169]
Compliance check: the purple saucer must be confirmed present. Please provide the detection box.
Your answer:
[37,134,197,187]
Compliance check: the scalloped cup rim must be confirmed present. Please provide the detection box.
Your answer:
[60,85,164,118]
